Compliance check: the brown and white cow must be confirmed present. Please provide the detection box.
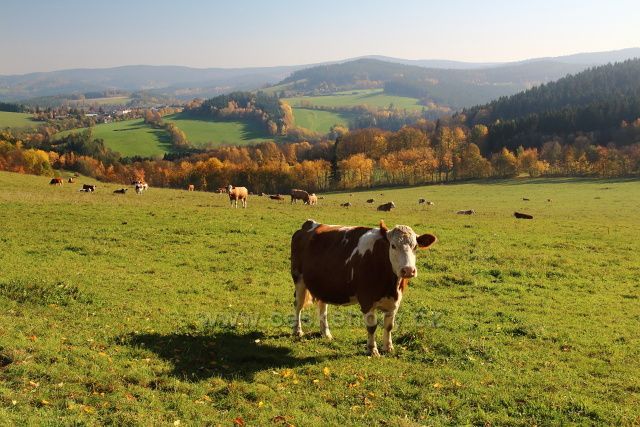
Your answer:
[291,189,309,204]
[227,184,248,208]
[291,219,437,356]
[82,184,96,192]
[49,178,63,186]
[187,184,195,191]
[306,194,318,205]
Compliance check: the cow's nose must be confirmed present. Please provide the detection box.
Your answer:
[401,266,416,278]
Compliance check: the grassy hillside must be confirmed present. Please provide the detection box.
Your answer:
[0,171,638,425]
[292,108,352,133]
[284,89,424,111]
[56,119,171,157]
[0,111,38,129]
[164,113,273,147]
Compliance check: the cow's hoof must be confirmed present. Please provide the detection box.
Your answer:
[293,329,304,338]
[369,347,381,357]
[382,344,394,353]
[321,331,333,340]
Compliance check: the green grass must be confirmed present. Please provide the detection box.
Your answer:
[55,119,171,158]
[0,111,38,129]
[283,89,425,112]
[164,113,274,147]
[0,172,639,425]
[292,108,352,133]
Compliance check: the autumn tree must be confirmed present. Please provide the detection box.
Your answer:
[491,147,518,177]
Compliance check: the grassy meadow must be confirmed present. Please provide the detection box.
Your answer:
[0,111,38,129]
[0,172,638,425]
[55,119,172,158]
[164,113,273,147]
[291,108,353,133]
[284,89,424,112]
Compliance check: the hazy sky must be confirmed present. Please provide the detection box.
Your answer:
[1,0,638,74]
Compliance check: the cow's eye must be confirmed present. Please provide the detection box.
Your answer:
[391,244,396,249]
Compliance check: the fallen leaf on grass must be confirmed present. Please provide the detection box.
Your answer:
[233,417,245,426]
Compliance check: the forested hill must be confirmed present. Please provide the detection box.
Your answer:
[463,59,640,153]
[465,59,640,124]
[276,58,595,109]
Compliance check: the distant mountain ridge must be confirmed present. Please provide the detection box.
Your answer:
[0,48,638,103]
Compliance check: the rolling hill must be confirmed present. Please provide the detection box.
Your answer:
[1,48,639,106]
[275,58,602,109]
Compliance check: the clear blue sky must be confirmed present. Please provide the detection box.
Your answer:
[1,0,638,74]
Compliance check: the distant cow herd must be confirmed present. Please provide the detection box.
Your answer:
[48,176,540,220]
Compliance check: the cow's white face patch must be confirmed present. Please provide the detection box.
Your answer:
[386,226,419,279]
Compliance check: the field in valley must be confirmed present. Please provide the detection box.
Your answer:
[0,172,638,425]
[55,119,172,158]
[291,108,353,133]
[0,111,39,129]
[283,89,425,112]
[163,113,274,147]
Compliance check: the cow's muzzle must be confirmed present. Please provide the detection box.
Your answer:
[400,266,417,278]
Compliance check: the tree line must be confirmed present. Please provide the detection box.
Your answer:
[1,117,638,194]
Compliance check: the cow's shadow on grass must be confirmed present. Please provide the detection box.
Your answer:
[123,330,322,381]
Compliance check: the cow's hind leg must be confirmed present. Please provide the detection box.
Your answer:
[293,277,310,337]
[363,309,379,356]
[317,301,332,339]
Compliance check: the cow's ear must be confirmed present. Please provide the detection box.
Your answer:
[417,233,437,249]
[379,220,388,239]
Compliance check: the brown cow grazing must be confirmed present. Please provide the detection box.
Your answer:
[291,189,310,204]
[68,177,75,184]
[227,184,248,208]
[187,184,195,191]
[377,202,396,212]
[340,202,352,208]
[270,194,285,201]
[457,209,475,215]
[82,184,96,192]
[306,194,318,205]
[217,187,227,194]
[418,198,426,204]
[291,219,437,355]
[514,212,534,219]
[113,188,128,194]
[366,199,375,203]
[49,178,63,186]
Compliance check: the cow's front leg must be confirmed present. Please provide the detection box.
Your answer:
[363,310,379,356]
[317,301,332,339]
[382,310,396,353]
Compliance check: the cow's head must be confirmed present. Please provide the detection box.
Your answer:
[227,184,233,193]
[380,220,437,279]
